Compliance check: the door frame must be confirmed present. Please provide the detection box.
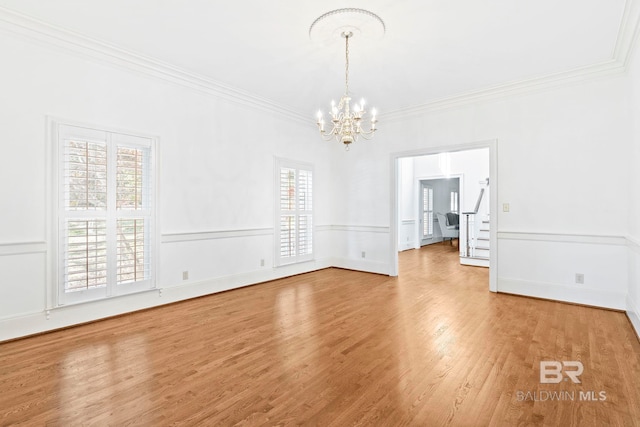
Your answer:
[389,139,498,292]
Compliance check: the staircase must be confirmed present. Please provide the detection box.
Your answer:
[475,217,490,260]
[459,181,490,268]
[460,214,490,267]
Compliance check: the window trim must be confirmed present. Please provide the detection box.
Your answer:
[274,157,314,267]
[47,117,159,308]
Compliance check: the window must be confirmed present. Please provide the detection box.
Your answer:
[275,159,313,266]
[422,185,433,238]
[55,123,155,305]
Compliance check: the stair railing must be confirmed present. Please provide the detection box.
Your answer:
[461,188,485,258]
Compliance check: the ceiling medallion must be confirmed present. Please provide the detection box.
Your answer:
[310,8,385,150]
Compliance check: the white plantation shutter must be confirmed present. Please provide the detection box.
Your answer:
[64,219,108,291]
[279,167,296,258]
[276,160,313,265]
[64,140,108,210]
[423,186,433,238]
[117,218,146,283]
[57,124,155,305]
[297,169,313,256]
[115,144,152,285]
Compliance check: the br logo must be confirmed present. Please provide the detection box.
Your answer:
[540,361,583,384]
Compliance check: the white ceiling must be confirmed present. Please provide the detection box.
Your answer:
[0,0,628,115]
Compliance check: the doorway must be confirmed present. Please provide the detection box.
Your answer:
[390,140,498,292]
[419,177,460,247]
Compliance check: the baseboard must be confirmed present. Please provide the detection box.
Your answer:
[0,258,334,342]
[498,278,626,310]
[161,258,334,302]
[421,238,445,246]
[627,295,640,340]
[329,257,391,276]
[5,258,630,341]
[398,242,417,252]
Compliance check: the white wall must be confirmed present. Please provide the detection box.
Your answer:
[626,24,640,336]
[0,27,335,340]
[2,10,639,341]
[398,157,415,250]
[333,71,631,308]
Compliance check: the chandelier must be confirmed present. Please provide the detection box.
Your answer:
[310,9,384,150]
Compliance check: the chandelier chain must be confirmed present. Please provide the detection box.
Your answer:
[345,34,350,95]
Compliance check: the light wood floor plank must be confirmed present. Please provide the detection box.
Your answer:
[1,244,639,425]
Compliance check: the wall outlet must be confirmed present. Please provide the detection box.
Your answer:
[361,251,366,258]
[260,259,265,267]
[575,273,584,284]
[503,203,510,212]
[182,271,189,281]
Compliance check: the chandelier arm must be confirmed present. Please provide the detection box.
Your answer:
[319,133,337,141]
[358,132,376,141]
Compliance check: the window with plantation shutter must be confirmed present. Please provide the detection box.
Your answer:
[422,185,434,238]
[55,123,156,306]
[275,159,313,266]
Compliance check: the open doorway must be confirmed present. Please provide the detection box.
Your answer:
[418,177,460,247]
[390,140,498,292]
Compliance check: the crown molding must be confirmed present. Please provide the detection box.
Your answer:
[614,0,640,67]
[2,2,639,126]
[383,0,640,121]
[0,6,309,125]
[382,59,626,122]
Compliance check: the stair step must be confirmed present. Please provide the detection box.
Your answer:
[460,256,490,268]
[477,237,490,241]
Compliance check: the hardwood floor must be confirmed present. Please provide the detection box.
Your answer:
[1,244,639,426]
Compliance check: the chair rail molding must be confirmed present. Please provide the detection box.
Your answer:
[0,241,47,256]
[162,228,273,244]
[628,235,640,252]
[498,231,627,246]
[330,225,390,233]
